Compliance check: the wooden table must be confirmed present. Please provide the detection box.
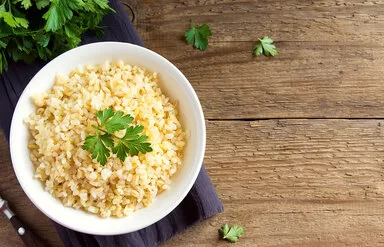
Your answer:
[2,0,384,246]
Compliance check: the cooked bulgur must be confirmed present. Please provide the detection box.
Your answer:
[25,61,185,217]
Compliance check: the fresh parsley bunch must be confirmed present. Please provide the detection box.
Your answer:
[0,0,114,73]
[83,108,153,166]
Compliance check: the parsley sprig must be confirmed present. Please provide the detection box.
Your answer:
[219,224,244,243]
[82,108,152,166]
[184,20,212,51]
[253,36,278,57]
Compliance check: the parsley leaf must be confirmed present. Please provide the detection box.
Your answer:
[100,133,114,147]
[185,20,212,51]
[19,0,32,9]
[34,33,51,47]
[82,108,152,165]
[35,0,50,10]
[0,11,28,28]
[113,128,152,161]
[96,108,114,126]
[104,111,133,134]
[83,134,111,165]
[253,36,278,57]
[219,224,244,243]
[96,108,134,134]
[93,0,111,9]
[43,0,74,32]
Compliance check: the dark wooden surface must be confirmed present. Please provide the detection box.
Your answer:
[2,0,384,246]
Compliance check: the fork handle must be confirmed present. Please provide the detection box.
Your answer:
[10,215,47,247]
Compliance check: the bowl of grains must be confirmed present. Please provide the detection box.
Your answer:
[9,42,205,235]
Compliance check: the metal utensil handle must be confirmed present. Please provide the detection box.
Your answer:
[10,215,47,247]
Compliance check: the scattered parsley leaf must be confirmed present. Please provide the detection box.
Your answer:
[219,224,244,243]
[253,36,278,57]
[185,20,212,51]
[82,108,152,166]
[220,224,229,237]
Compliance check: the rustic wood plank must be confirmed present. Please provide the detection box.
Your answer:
[133,0,384,43]
[166,119,384,246]
[2,119,384,246]
[164,202,384,246]
[130,0,384,119]
[206,119,384,201]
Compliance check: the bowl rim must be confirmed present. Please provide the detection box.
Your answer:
[9,42,206,235]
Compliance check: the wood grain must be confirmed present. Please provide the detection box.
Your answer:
[166,119,384,246]
[131,0,384,119]
[3,0,384,246]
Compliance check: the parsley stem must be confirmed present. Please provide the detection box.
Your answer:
[7,0,11,13]
[91,125,121,140]
[92,125,110,134]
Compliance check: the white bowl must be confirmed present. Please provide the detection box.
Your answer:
[9,42,205,235]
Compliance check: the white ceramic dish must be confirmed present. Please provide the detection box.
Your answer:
[9,42,206,235]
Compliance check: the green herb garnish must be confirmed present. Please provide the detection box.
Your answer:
[219,224,244,243]
[0,0,114,73]
[82,108,152,166]
[184,20,212,51]
[253,36,278,57]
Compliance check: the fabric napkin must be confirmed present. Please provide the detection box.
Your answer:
[0,0,224,246]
